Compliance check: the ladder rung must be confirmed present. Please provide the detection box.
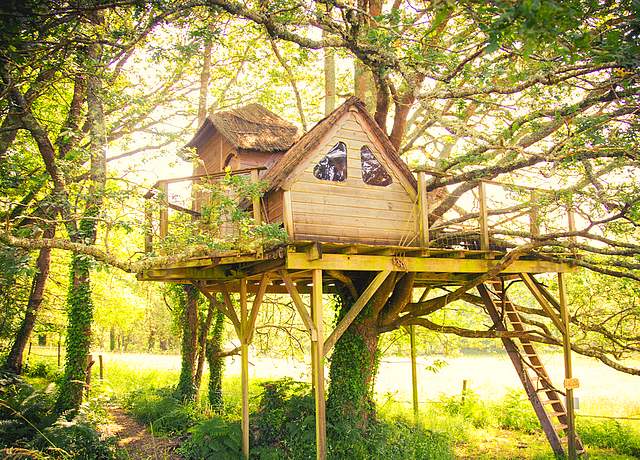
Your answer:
[542,399,561,405]
[548,410,566,417]
[555,423,568,431]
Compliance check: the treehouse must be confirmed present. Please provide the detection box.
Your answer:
[140,98,584,459]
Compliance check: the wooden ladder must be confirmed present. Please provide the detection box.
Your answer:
[478,279,585,457]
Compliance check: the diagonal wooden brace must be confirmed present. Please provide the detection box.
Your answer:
[323,270,392,356]
[280,270,317,340]
[519,273,565,333]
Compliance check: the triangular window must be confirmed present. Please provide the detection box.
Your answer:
[360,145,392,186]
[313,142,347,182]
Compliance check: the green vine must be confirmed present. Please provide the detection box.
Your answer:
[205,307,225,413]
[55,253,94,415]
[327,289,379,429]
[173,284,200,402]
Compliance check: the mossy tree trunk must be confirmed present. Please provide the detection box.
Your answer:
[327,272,417,430]
[55,252,95,413]
[176,284,199,401]
[206,309,226,412]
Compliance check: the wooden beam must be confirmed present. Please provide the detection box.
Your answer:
[409,325,419,422]
[251,169,262,225]
[221,286,241,337]
[323,270,392,356]
[529,191,540,239]
[558,272,578,460]
[240,279,250,460]
[417,171,430,248]
[283,190,294,237]
[246,273,270,344]
[144,201,153,253]
[311,269,326,460]
[478,181,489,251]
[519,273,565,332]
[280,270,317,340]
[138,266,230,281]
[158,180,168,239]
[287,252,574,274]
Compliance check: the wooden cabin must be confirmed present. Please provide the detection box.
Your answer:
[188,97,420,246]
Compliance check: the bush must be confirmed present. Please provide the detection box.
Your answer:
[178,378,455,460]
[0,370,118,459]
[493,389,539,433]
[577,418,640,457]
[30,415,118,460]
[124,387,204,435]
[439,389,491,428]
[179,417,242,460]
[24,361,61,381]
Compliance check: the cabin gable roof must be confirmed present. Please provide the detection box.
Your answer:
[264,97,416,193]
[187,103,299,152]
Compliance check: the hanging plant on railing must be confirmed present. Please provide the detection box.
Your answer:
[152,170,288,257]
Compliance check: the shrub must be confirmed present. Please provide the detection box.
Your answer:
[577,418,640,457]
[24,361,61,381]
[124,387,204,435]
[439,389,491,428]
[493,389,539,433]
[0,370,117,459]
[30,414,118,460]
[179,417,242,460]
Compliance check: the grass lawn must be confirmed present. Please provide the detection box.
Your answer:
[24,347,640,459]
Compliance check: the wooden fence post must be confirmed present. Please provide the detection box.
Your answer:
[158,180,168,239]
[99,355,104,380]
[478,181,490,251]
[461,379,468,402]
[57,337,61,368]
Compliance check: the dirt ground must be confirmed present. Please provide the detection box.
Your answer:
[101,407,182,460]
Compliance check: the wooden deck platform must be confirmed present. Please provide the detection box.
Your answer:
[137,240,575,291]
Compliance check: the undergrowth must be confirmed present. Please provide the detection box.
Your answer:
[0,369,119,459]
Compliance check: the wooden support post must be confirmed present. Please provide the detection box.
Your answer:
[158,180,169,239]
[144,200,153,253]
[99,354,104,380]
[529,191,540,240]
[417,171,430,248]
[240,279,250,460]
[281,271,317,340]
[567,204,577,248]
[409,325,419,421]
[57,337,61,368]
[283,190,294,237]
[478,181,490,251]
[311,269,326,460]
[251,169,262,225]
[558,273,577,460]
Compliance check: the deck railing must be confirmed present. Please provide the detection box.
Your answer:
[417,170,577,251]
[143,167,266,253]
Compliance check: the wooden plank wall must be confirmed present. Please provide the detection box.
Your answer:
[289,112,418,246]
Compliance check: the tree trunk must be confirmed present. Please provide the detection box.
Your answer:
[194,296,216,393]
[5,226,54,374]
[55,254,95,414]
[206,309,226,412]
[176,284,199,401]
[323,30,336,116]
[327,291,380,428]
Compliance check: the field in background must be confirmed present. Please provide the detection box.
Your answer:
[27,345,640,418]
